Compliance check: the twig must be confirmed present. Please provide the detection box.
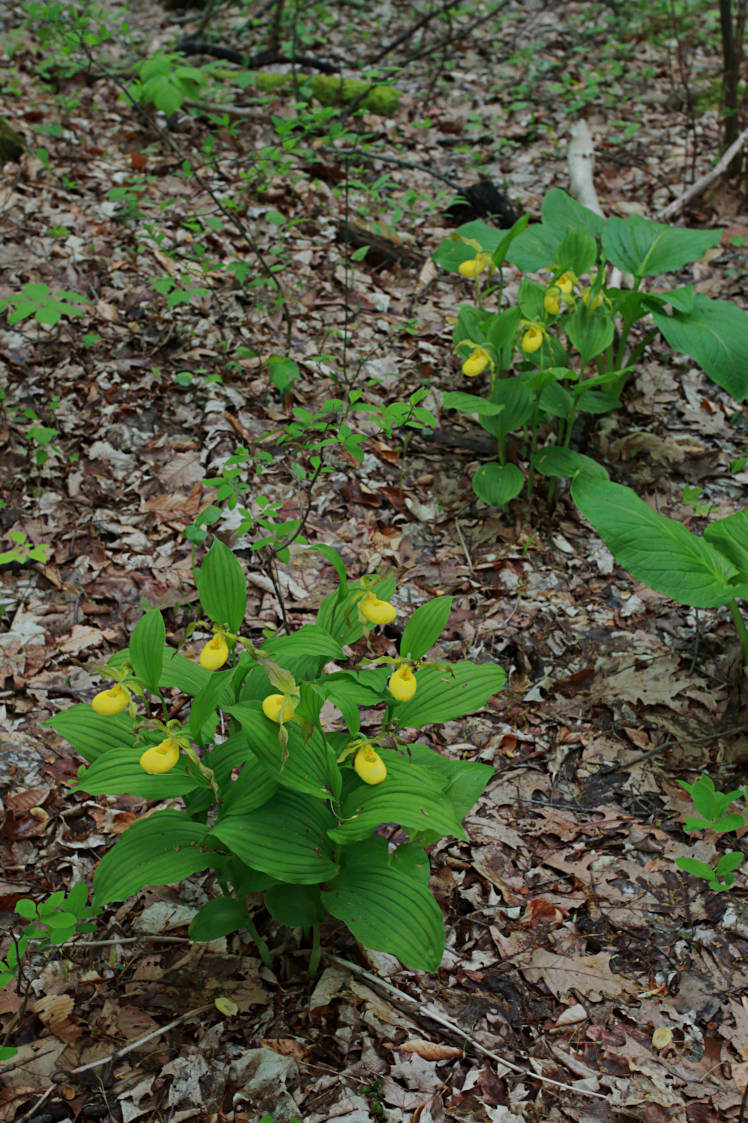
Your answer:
[454,520,475,575]
[324,954,608,1099]
[65,1003,213,1076]
[657,125,748,220]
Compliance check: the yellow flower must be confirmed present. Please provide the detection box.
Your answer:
[582,288,603,310]
[461,346,491,378]
[389,665,417,702]
[200,634,229,670]
[556,271,575,295]
[92,684,130,716]
[140,737,180,775]
[458,252,493,278]
[262,693,297,723]
[360,593,397,626]
[354,743,387,785]
[521,325,544,354]
[544,286,561,316]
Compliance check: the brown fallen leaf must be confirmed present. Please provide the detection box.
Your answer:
[397,1038,462,1061]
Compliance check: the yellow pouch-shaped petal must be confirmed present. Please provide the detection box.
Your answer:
[92,684,130,716]
[360,593,397,626]
[200,634,229,670]
[262,693,297,723]
[388,665,417,702]
[354,744,387,785]
[140,738,180,775]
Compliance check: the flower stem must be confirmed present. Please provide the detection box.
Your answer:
[308,924,321,976]
[728,599,748,670]
[244,913,273,970]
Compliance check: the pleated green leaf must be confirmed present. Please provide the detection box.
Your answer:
[46,705,135,763]
[226,703,340,799]
[129,608,165,694]
[400,596,452,659]
[321,836,444,972]
[75,747,202,798]
[93,812,214,906]
[197,537,247,632]
[393,662,505,727]
[209,789,339,884]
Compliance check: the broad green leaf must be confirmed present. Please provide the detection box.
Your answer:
[197,538,247,632]
[328,750,465,844]
[400,596,452,659]
[159,649,212,695]
[394,662,505,727]
[506,223,562,272]
[46,706,135,763]
[517,277,547,321]
[265,884,324,927]
[485,378,534,447]
[129,609,165,694]
[321,836,444,971]
[209,789,338,883]
[93,812,214,906]
[703,507,748,573]
[453,302,490,347]
[533,447,609,480]
[541,188,606,237]
[225,704,341,799]
[572,475,748,607]
[472,462,524,507]
[189,896,250,941]
[641,286,695,314]
[443,391,503,416]
[565,304,615,366]
[310,543,348,590]
[674,857,717,881]
[652,295,748,401]
[555,225,598,276]
[601,216,721,277]
[486,306,523,366]
[220,758,278,814]
[188,667,235,741]
[316,577,395,645]
[263,625,344,661]
[75,747,202,798]
[490,213,530,266]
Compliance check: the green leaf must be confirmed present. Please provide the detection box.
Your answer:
[704,507,748,573]
[46,706,135,763]
[571,476,748,608]
[267,355,299,397]
[188,667,235,742]
[329,750,465,844]
[601,216,721,277]
[541,188,606,237]
[263,625,344,662]
[129,609,165,694]
[555,225,598,276]
[93,812,214,906]
[321,836,444,971]
[197,538,247,632]
[472,463,524,507]
[189,896,250,941]
[652,295,748,401]
[226,704,341,799]
[14,899,37,920]
[533,447,609,480]
[442,391,503,416]
[394,662,505,727]
[400,596,452,659]
[221,757,278,813]
[310,543,348,591]
[565,304,615,366]
[265,884,324,927]
[159,649,212,695]
[75,747,201,798]
[674,857,718,881]
[506,224,562,272]
[209,789,339,884]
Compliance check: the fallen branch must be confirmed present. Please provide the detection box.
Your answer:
[657,125,748,220]
[567,121,631,288]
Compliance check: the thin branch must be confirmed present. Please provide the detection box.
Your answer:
[657,125,748,219]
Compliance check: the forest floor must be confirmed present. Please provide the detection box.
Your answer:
[2,0,748,1120]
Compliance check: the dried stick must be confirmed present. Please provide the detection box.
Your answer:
[657,125,748,219]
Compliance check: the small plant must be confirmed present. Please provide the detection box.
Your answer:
[0,282,90,328]
[127,52,208,115]
[0,531,51,566]
[675,775,746,892]
[49,540,504,973]
[0,884,99,1060]
[434,189,748,506]
[571,475,748,669]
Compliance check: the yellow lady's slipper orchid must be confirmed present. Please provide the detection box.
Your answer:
[200,633,229,670]
[354,743,387,785]
[458,252,493,278]
[556,272,575,295]
[544,286,561,316]
[262,693,297,723]
[360,593,397,626]
[461,345,491,378]
[388,665,417,702]
[92,684,130,716]
[140,737,180,775]
[582,288,603,310]
[521,326,544,354]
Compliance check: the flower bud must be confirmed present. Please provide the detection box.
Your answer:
[140,737,180,775]
[521,326,544,354]
[556,272,575,295]
[461,346,491,378]
[544,286,561,316]
[92,684,130,716]
[354,743,387,785]
[262,693,297,723]
[582,288,603,310]
[200,634,229,670]
[360,593,397,626]
[388,665,417,702]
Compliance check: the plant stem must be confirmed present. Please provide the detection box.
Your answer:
[728,598,748,669]
[308,923,321,975]
[244,913,273,969]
